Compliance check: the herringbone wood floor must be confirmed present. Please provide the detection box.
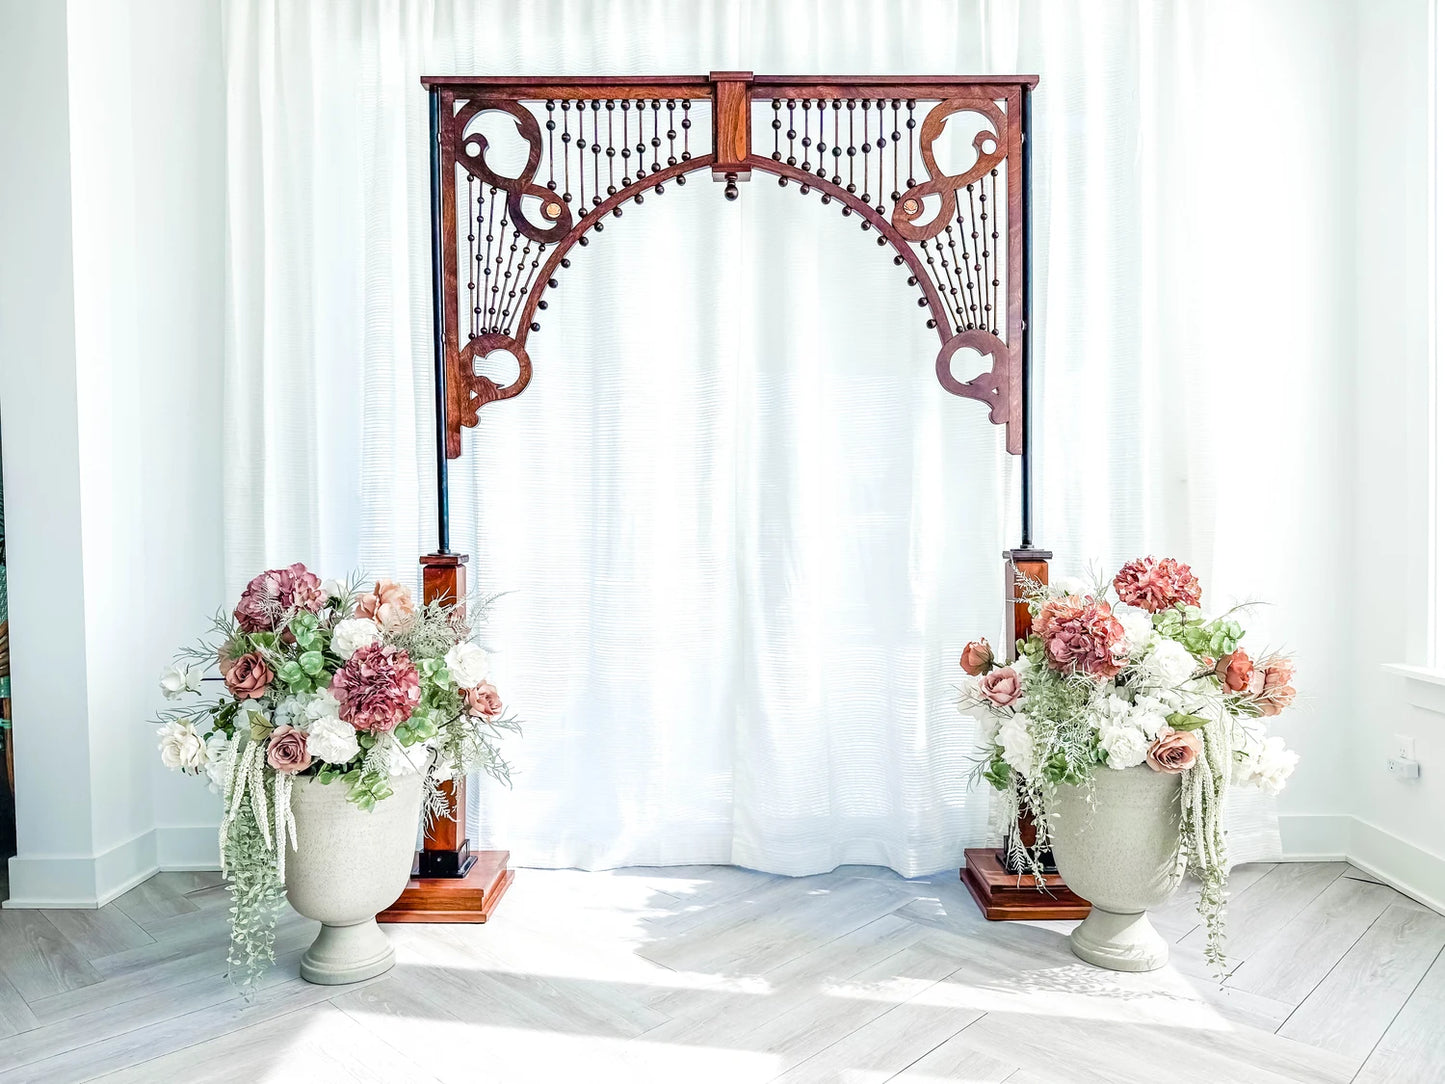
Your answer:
[0,862,1441,1082]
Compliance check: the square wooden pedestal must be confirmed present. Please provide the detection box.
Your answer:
[961,847,1091,921]
[378,849,514,924]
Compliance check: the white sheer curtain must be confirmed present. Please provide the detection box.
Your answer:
[219,0,1341,875]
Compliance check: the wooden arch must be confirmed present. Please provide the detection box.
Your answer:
[382,71,1056,925]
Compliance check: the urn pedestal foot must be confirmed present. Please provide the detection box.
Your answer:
[1068,906,1168,972]
[299,919,397,985]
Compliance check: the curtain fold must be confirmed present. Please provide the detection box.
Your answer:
[218,0,1343,875]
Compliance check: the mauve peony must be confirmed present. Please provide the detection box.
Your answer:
[465,680,504,718]
[1034,595,1127,680]
[224,652,273,700]
[266,725,312,774]
[979,667,1023,707]
[355,579,416,632]
[1112,556,1202,614]
[959,639,994,676]
[234,563,326,632]
[1146,728,1203,774]
[1216,649,1255,693]
[330,643,421,733]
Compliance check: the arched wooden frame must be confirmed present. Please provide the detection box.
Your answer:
[384,71,1049,925]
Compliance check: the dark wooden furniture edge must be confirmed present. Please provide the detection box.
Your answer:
[960,848,1090,921]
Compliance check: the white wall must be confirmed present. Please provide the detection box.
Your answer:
[1348,0,1445,911]
[0,0,225,906]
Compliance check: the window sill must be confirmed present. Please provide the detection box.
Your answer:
[1384,663,1445,713]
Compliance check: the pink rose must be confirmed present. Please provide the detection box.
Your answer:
[330,642,422,732]
[224,652,273,700]
[1256,656,1297,717]
[1216,649,1255,694]
[1034,595,1127,680]
[266,725,312,774]
[978,667,1023,707]
[233,563,325,632]
[355,579,416,633]
[1113,556,1202,614]
[959,639,994,676]
[464,680,504,718]
[1146,728,1203,774]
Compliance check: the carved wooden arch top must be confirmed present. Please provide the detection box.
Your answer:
[424,72,1037,459]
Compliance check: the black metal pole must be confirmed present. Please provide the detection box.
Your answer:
[429,87,451,555]
[1019,87,1035,550]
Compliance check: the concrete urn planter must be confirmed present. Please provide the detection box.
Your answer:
[1047,765,1185,972]
[284,771,423,985]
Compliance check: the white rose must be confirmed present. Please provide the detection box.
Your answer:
[444,642,492,689]
[1142,639,1196,689]
[1053,575,1090,597]
[320,578,344,601]
[204,732,234,792]
[306,713,361,765]
[1249,736,1298,795]
[157,719,208,773]
[1098,723,1150,769]
[159,664,205,701]
[331,617,382,661]
[1115,607,1155,656]
[997,715,1037,779]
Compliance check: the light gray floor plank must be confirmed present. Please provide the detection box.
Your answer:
[92,1001,440,1084]
[39,904,154,960]
[1226,876,1400,1002]
[1353,942,1445,1083]
[884,1025,1021,1083]
[1179,861,1347,968]
[1277,903,1445,1062]
[0,908,103,1002]
[0,968,39,1041]
[108,875,201,930]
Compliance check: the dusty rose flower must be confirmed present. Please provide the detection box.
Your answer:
[224,652,273,700]
[266,725,312,774]
[464,680,504,718]
[330,643,421,732]
[1034,595,1126,680]
[978,667,1023,707]
[1112,556,1202,614]
[1216,649,1255,693]
[959,639,994,676]
[1256,656,1297,717]
[233,563,326,632]
[1146,728,1203,773]
[355,579,416,633]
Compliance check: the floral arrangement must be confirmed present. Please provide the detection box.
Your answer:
[958,556,1298,970]
[155,564,519,986]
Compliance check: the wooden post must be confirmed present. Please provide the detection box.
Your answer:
[378,552,515,923]
[959,547,1091,920]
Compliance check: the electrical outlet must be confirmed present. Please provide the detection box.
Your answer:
[1387,757,1421,780]
[1395,734,1417,760]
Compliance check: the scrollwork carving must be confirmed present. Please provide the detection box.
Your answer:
[454,99,573,244]
[891,98,1007,243]
[454,334,533,443]
[935,329,1020,454]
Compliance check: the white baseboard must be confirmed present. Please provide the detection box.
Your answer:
[1278,813,1445,915]
[5,829,159,909]
[155,825,220,871]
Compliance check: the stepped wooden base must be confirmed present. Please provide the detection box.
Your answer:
[961,847,1091,921]
[379,849,514,924]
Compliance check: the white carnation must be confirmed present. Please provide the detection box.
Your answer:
[1142,638,1196,689]
[1247,736,1298,795]
[1098,723,1150,769]
[159,664,205,701]
[444,642,492,689]
[997,714,1037,779]
[204,732,234,792]
[306,713,361,765]
[1115,607,1155,656]
[331,617,382,661]
[157,719,208,773]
